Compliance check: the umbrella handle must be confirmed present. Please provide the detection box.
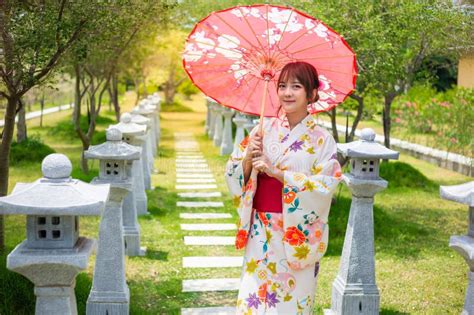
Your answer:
[258,78,270,137]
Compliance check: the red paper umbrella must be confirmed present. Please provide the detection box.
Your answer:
[183,4,357,119]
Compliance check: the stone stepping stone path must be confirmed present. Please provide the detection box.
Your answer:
[178,192,222,198]
[180,223,236,231]
[174,133,240,314]
[176,184,217,190]
[176,178,216,183]
[184,236,234,246]
[182,278,240,292]
[177,201,224,208]
[176,173,214,178]
[180,213,231,219]
[176,169,212,173]
[175,164,210,168]
[183,256,243,268]
[181,306,235,315]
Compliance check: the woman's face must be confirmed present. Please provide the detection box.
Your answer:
[278,77,311,115]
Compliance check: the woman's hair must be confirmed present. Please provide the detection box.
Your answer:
[277,62,320,103]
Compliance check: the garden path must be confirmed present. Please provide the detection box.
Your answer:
[174,132,238,315]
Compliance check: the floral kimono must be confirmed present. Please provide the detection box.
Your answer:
[225,114,341,314]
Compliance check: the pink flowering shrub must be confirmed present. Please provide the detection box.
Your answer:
[393,86,473,156]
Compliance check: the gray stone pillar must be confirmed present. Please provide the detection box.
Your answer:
[440,181,474,315]
[84,128,140,313]
[213,106,224,147]
[220,108,234,155]
[110,114,149,216]
[208,103,217,139]
[131,110,155,175]
[205,98,212,134]
[326,128,399,315]
[86,187,129,314]
[233,113,247,151]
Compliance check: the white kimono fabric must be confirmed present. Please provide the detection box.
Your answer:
[225,115,341,314]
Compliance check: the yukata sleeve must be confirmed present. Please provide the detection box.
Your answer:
[282,133,342,270]
[225,125,259,250]
[224,125,258,197]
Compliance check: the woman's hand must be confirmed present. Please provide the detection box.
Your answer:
[243,132,263,165]
[252,154,284,182]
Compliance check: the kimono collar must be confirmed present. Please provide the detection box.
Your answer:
[278,113,314,131]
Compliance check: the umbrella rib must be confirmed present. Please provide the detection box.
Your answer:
[266,5,271,58]
[241,77,261,113]
[269,8,294,61]
[291,41,335,55]
[197,21,253,52]
[303,54,356,60]
[310,67,355,75]
[237,6,267,53]
[188,39,244,55]
[213,12,261,52]
[183,51,241,62]
[269,79,279,110]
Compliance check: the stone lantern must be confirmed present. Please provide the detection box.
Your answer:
[213,106,224,147]
[0,154,110,315]
[207,101,217,139]
[326,128,399,315]
[205,97,213,135]
[135,100,158,157]
[146,94,161,148]
[84,128,142,314]
[220,107,234,155]
[232,112,247,152]
[440,181,474,315]
[131,108,156,178]
[109,113,149,216]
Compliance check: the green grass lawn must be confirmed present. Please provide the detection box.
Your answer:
[0,92,471,314]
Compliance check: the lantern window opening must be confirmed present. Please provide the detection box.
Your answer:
[38,217,46,225]
[38,230,47,239]
[369,160,374,166]
[362,168,367,172]
[52,230,61,239]
[75,217,79,232]
[52,217,60,225]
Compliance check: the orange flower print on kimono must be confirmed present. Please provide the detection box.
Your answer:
[225,114,341,314]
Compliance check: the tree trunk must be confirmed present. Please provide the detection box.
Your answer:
[164,67,177,104]
[348,93,365,142]
[0,95,20,250]
[111,74,120,121]
[329,107,340,143]
[382,93,396,149]
[16,98,27,143]
[39,94,45,127]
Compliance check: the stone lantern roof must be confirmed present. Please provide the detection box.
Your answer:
[135,101,154,115]
[337,128,400,160]
[440,181,474,206]
[0,154,109,215]
[109,113,146,136]
[84,128,140,161]
[130,109,151,126]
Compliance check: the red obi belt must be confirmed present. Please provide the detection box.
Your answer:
[253,173,283,213]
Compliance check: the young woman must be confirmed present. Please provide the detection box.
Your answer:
[225,62,342,314]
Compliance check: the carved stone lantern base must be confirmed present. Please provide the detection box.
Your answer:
[7,238,95,315]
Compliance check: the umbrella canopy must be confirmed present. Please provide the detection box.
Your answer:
[183,4,357,117]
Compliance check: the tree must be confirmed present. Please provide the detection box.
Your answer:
[0,1,100,250]
[69,2,171,173]
[300,0,471,148]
